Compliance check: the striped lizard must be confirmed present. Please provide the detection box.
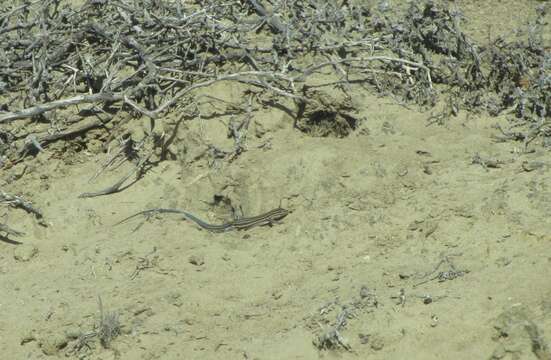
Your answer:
[115,207,290,233]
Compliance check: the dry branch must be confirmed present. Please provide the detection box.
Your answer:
[0,93,124,123]
[78,152,152,198]
[0,0,547,197]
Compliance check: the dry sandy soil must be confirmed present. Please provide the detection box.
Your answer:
[1,1,551,359]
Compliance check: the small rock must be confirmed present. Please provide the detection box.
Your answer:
[64,327,84,340]
[86,138,103,153]
[370,334,384,351]
[39,333,68,355]
[359,286,371,299]
[495,257,512,267]
[165,292,183,307]
[272,291,283,300]
[20,331,37,345]
[14,244,38,262]
[358,333,370,344]
[521,161,545,172]
[398,271,414,280]
[9,163,28,182]
[188,254,204,266]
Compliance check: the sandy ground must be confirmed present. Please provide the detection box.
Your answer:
[1,1,551,359]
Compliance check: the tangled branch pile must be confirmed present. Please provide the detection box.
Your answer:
[0,0,549,168]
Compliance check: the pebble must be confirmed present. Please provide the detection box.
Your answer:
[188,254,204,266]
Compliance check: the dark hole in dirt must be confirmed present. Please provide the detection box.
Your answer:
[296,110,358,138]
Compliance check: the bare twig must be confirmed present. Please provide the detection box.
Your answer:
[0,93,124,123]
[0,223,24,237]
[0,190,44,222]
[79,152,152,198]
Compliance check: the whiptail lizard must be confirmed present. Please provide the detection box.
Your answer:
[115,207,290,233]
